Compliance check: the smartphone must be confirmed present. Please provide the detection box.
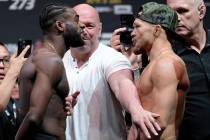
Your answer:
[120,14,134,45]
[17,39,32,58]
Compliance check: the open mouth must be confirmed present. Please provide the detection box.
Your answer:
[0,75,5,80]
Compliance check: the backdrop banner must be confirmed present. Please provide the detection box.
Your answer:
[0,0,209,50]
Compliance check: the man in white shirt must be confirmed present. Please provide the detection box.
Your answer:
[63,4,161,140]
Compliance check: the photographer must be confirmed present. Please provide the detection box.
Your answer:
[0,42,29,112]
[0,41,29,140]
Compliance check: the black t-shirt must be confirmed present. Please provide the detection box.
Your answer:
[173,31,210,140]
[0,99,19,140]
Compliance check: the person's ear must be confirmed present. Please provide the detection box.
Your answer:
[55,20,65,32]
[198,3,206,20]
[153,25,161,38]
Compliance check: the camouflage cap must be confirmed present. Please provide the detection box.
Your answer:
[136,2,178,32]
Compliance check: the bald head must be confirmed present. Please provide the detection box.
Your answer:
[166,0,206,39]
[194,0,204,6]
[73,4,101,24]
[72,3,102,47]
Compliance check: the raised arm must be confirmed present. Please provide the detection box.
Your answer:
[108,69,161,139]
[110,27,126,52]
[0,46,29,112]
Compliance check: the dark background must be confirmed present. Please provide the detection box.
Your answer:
[0,0,209,47]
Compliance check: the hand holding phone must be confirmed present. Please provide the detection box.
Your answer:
[17,39,32,58]
[120,14,135,45]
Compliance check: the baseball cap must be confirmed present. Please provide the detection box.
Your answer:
[136,2,178,32]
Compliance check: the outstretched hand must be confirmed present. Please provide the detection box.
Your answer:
[130,109,161,139]
[65,91,80,116]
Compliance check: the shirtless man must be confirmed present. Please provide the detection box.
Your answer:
[15,4,84,140]
[128,2,189,140]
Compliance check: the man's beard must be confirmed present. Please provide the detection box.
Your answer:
[63,23,84,48]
